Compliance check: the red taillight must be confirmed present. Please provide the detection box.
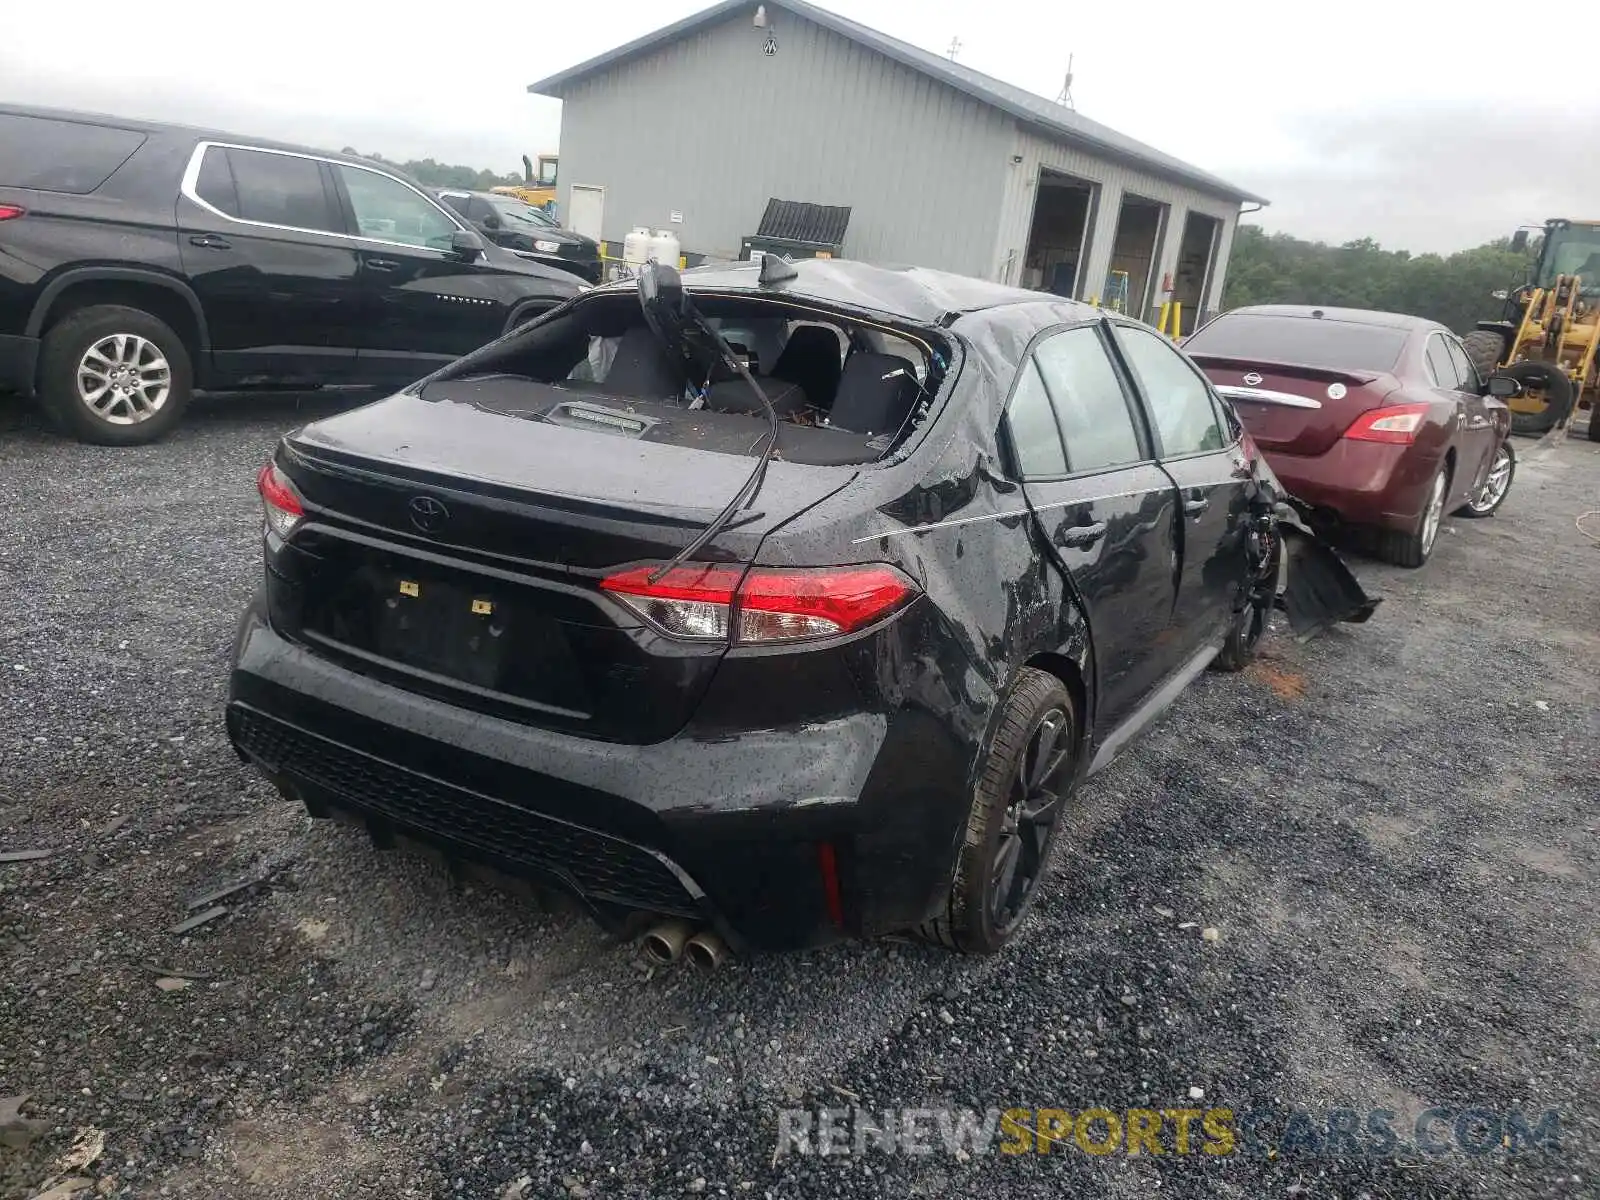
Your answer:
[0,205,24,221]
[1343,403,1429,445]
[600,562,919,644]
[256,460,305,539]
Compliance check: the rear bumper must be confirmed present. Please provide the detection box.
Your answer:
[1263,440,1437,532]
[226,601,983,951]
[0,333,38,395]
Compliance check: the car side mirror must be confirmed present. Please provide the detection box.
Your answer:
[449,229,485,260]
[1486,374,1521,399]
[1510,229,1530,254]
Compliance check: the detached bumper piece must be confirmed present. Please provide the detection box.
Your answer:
[227,704,703,918]
[1275,513,1380,639]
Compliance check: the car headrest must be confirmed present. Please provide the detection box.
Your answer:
[773,325,844,378]
[827,352,920,436]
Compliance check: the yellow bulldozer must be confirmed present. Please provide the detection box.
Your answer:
[1460,218,1600,440]
[491,153,559,211]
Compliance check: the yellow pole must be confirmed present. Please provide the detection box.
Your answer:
[1171,301,1183,340]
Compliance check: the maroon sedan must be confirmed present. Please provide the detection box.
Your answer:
[1182,305,1516,567]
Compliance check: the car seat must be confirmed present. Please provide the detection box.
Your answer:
[601,326,686,400]
[771,325,844,410]
[826,352,921,436]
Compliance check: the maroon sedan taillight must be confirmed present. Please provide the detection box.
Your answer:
[1342,403,1430,445]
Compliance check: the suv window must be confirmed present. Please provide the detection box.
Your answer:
[1113,325,1223,457]
[1005,361,1068,478]
[192,147,240,217]
[1032,326,1143,473]
[335,165,457,250]
[1425,335,1460,390]
[1443,336,1478,392]
[0,113,145,194]
[225,148,340,233]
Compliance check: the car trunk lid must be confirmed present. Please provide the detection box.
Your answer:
[1192,354,1401,457]
[268,391,855,744]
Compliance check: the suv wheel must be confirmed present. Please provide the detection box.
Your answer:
[917,668,1076,955]
[38,305,193,445]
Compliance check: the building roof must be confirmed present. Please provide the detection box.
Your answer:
[526,0,1267,206]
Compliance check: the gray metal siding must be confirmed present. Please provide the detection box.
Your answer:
[554,10,1014,275]
[992,126,1243,320]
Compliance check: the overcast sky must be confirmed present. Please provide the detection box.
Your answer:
[6,0,1591,254]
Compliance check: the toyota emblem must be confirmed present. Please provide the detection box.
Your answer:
[1242,372,1264,387]
[408,495,450,534]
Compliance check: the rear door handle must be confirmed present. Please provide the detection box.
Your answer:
[1058,521,1108,549]
[1184,497,1210,516]
[188,234,231,249]
[366,257,401,272]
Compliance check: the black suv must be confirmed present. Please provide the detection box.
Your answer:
[436,189,602,285]
[0,105,584,445]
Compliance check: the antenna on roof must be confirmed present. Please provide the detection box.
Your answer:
[1056,53,1076,109]
[946,35,962,62]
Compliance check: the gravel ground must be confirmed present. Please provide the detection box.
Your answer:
[1,392,1596,1200]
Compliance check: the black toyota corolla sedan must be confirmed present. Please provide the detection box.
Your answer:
[226,259,1371,958]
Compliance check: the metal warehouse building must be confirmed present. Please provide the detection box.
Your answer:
[528,0,1265,331]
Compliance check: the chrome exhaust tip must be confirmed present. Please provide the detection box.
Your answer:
[684,929,730,972]
[640,918,695,965]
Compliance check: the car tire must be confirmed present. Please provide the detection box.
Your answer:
[1456,440,1516,518]
[917,668,1076,955]
[1586,403,1600,443]
[1212,591,1269,673]
[37,305,193,446]
[1460,329,1506,378]
[1502,360,1574,437]
[1376,459,1450,568]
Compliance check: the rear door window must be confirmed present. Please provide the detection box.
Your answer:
[1425,335,1459,389]
[0,113,145,194]
[1112,324,1224,457]
[192,146,240,217]
[226,148,341,234]
[1443,336,1479,392]
[1005,360,1069,478]
[1032,325,1144,473]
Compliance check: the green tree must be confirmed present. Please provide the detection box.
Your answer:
[1223,226,1530,334]
[339,148,521,191]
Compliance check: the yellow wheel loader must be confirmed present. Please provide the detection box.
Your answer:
[491,153,559,211]
[1461,218,1600,441]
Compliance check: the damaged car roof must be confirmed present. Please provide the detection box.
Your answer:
[594,258,1081,326]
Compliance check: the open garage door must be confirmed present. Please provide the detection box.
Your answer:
[1022,169,1094,297]
[1172,212,1220,336]
[1106,195,1166,322]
